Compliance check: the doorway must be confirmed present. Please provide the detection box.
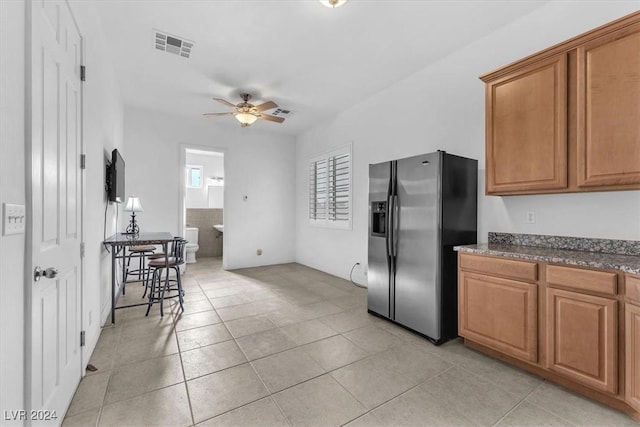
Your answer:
[179,146,226,268]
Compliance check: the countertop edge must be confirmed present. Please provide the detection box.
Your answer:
[454,245,640,276]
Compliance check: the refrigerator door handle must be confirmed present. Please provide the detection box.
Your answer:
[392,195,399,257]
[386,195,394,258]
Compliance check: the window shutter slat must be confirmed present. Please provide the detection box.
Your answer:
[310,148,350,224]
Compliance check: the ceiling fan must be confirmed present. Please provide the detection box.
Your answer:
[203,93,285,127]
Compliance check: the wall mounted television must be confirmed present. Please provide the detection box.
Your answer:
[106,149,125,203]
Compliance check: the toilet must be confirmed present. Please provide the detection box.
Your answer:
[184,227,200,263]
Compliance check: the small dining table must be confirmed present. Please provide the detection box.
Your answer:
[103,231,174,324]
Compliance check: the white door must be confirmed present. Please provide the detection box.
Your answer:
[28,0,83,422]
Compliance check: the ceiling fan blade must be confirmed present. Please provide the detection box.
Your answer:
[254,100,278,112]
[203,112,235,117]
[259,114,285,123]
[212,97,238,109]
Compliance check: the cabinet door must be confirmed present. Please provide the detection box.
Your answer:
[627,302,640,411]
[576,25,640,187]
[547,288,617,394]
[485,55,567,194]
[459,271,537,362]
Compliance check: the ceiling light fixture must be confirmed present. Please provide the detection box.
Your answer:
[319,0,348,8]
[235,112,259,127]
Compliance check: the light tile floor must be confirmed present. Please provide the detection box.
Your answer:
[63,258,638,426]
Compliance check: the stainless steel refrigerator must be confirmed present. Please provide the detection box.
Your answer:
[368,151,477,344]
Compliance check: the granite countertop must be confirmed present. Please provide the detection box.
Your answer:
[454,233,640,275]
[103,232,174,245]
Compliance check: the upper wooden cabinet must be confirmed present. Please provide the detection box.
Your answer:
[576,27,640,187]
[481,12,640,195]
[485,55,568,194]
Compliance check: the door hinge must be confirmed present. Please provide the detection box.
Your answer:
[80,242,85,259]
[80,331,86,347]
[80,154,86,169]
[80,65,86,82]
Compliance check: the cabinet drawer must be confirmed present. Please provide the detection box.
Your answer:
[546,265,617,295]
[460,254,537,282]
[627,275,640,303]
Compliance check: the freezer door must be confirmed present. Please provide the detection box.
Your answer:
[367,161,392,318]
[393,152,442,339]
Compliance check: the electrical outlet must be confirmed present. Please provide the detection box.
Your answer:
[256,249,262,256]
[526,211,536,224]
[3,203,26,235]
[356,262,368,277]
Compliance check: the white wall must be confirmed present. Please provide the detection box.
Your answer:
[70,0,125,335]
[0,0,27,418]
[124,106,296,269]
[0,1,123,420]
[208,186,224,209]
[295,2,640,285]
[185,152,224,209]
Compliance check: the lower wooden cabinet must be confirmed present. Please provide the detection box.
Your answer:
[459,271,537,362]
[627,302,640,411]
[459,253,640,420]
[546,288,617,394]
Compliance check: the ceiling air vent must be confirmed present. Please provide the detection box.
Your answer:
[271,108,294,117]
[154,30,194,59]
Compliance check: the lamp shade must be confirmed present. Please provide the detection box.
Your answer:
[319,0,348,8]
[235,112,259,127]
[124,196,143,212]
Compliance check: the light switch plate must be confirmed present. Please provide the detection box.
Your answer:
[3,203,26,235]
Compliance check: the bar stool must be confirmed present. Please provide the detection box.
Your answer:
[123,245,155,295]
[145,238,187,317]
[142,251,166,298]
[140,242,179,298]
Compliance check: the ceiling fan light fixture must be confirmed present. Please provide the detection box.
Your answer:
[319,0,348,8]
[235,112,258,127]
[205,94,285,126]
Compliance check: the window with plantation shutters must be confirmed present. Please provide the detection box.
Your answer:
[309,144,352,229]
[309,159,328,220]
[328,152,350,221]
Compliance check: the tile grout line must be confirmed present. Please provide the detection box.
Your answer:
[179,325,371,391]
[490,378,548,427]
[246,359,294,427]
[74,260,531,427]
[116,298,360,420]
[515,381,581,427]
[169,301,198,427]
[447,345,545,401]
[186,326,292,426]
[92,318,127,427]
[359,364,458,418]
[186,324,379,423]
[337,361,458,426]
[234,322,368,365]
[178,274,233,425]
